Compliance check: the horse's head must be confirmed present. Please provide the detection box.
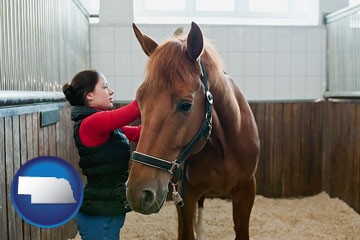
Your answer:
[126,22,212,214]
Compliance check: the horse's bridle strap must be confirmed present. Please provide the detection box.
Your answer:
[132,151,179,174]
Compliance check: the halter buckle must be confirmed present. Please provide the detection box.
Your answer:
[206,91,213,105]
[168,161,180,175]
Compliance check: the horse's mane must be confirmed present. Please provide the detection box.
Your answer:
[141,29,225,91]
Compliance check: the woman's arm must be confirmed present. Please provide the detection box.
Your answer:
[79,100,140,147]
[121,125,141,142]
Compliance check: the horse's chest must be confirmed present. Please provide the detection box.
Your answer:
[186,154,233,189]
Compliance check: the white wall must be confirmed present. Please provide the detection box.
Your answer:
[89,0,347,102]
[320,0,349,15]
[349,0,360,6]
[99,0,133,24]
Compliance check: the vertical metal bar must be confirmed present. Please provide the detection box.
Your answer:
[9,0,15,90]
[0,0,3,90]
[5,0,9,90]
[38,0,43,91]
[1,0,90,91]
[21,0,27,90]
[16,0,23,90]
[44,0,48,91]
[31,0,37,90]
[355,11,359,91]
[328,8,360,94]
[31,0,36,91]
[13,0,18,90]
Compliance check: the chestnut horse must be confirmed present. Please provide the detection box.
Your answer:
[126,22,260,240]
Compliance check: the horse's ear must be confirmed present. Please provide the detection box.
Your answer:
[132,23,158,57]
[187,22,204,62]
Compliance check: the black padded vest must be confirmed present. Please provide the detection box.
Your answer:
[71,106,131,215]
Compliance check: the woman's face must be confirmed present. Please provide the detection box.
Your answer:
[85,75,114,110]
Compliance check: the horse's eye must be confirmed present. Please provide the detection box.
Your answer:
[177,102,192,112]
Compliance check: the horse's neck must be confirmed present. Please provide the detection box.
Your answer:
[210,74,245,139]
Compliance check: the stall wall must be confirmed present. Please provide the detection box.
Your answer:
[0,103,79,240]
[90,24,326,102]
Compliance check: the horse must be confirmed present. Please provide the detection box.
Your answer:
[126,22,260,240]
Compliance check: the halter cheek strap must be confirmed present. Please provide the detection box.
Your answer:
[131,59,213,206]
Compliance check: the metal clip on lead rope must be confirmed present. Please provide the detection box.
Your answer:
[172,182,184,207]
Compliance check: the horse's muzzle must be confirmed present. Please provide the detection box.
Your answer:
[126,186,167,215]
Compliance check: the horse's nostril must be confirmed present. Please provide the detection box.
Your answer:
[142,189,155,208]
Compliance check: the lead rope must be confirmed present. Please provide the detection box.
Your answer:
[172,182,184,207]
[171,158,188,207]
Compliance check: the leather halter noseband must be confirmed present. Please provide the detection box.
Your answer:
[131,60,213,205]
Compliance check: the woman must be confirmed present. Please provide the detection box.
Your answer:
[63,70,141,240]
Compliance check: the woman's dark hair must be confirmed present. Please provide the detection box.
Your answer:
[62,70,99,106]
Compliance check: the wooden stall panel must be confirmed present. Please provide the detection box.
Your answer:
[355,104,360,212]
[19,114,31,240]
[250,101,324,198]
[309,102,323,194]
[0,105,79,240]
[30,112,41,240]
[324,100,360,213]
[5,117,16,240]
[12,116,25,240]
[290,103,302,196]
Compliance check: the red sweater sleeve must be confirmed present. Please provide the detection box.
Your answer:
[79,100,141,147]
[121,125,141,142]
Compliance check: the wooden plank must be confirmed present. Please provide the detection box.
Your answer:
[49,124,56,156]
[291,103,302,196]
[282,103,293,197]
[12,116,25,240]
[56,110,63,160]
[40,121,50,156]
[59,107,79,239]
[30,113,41,240]
[51,124,62,240]
[5,117,16,240]
[25,114,34,160]
[337,103,348,198]
[344,103,356,205]
[0,104,82,240]
[38,116,50,240]
[338,102,354,204]
[300,103,311,195]
[327,101,336,197]
[263,102,274,197]
[20,114,31,240]
[330,102,343,198]
[322,101,332,194]
[272,103,283,197]
[354,104,360,212]
[309,101,323,194]
[0,117,8,239]
[63,218,78,239]
[251,102,265,195]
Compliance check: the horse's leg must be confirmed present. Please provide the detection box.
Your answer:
[195,195,205,240]
[176,187,198,240]
[230,176,256,240]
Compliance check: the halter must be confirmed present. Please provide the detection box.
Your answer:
[131,59,213,206]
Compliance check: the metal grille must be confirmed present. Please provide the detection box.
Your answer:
[325,5,360,97]
[0,0,90,91]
